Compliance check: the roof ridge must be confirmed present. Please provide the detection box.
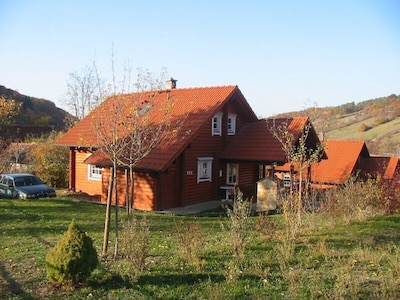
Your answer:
[171,84,237,89]
[112,85,238,97]
[325,139,365,143]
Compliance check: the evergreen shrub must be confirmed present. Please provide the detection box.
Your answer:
[46,219,98,285]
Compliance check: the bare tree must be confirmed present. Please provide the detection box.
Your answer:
[65,62,106,120]
[95,93,128,258]
[117,67,170,214]
[93,55,172,258]
[268,118,324,226]
[1,142,32,173]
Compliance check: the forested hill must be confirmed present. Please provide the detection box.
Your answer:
[272,94,400,156]
[0,85,74,128]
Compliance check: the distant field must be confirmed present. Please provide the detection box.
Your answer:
[325,117,400,141]
[279,96,400,155]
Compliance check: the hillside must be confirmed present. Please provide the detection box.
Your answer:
[0,85,74,127]
[273,94,400,155]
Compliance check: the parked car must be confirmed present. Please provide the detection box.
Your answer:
[0,173,56,199]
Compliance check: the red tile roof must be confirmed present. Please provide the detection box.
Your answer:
[56,85,258,171]
[221,120,286,162]
[221,117,314,163]
[311,140,370,184]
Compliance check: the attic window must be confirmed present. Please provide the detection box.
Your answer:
[227,113,237,135]
[212,112,223,136]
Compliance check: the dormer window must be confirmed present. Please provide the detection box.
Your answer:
[227,113,237,135]
[211,112,223,136]
[139,103,153,116]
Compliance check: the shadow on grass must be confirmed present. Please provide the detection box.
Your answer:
[311,214,400,251]
[89,272,134,290]
[86,271,225,299]
[0,262,36,300]
[133,273,224,298]
[137,273,225,286]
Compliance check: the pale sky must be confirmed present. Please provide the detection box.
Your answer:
[0,0,399,117]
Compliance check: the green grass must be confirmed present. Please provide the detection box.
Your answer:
[1,198,400,299]
[322,116,400,151]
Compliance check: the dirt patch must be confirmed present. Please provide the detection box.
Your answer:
[57,189,101,203]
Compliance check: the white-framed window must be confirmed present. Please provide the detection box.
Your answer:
[211,112,223,136]
[227,113,237,135]
[227,163,239,184]
[197,157,213,182]
[88,164,103,181]
[283,174,291,187]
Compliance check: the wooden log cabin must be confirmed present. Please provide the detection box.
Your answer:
[56,81,322,211]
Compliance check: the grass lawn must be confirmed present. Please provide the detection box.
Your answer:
[1,197,400,299]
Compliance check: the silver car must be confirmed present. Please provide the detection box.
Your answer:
[0,173,56,199]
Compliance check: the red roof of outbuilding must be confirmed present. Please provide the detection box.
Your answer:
[312,140,370,184]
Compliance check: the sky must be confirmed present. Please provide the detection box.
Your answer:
[0,0,399,117]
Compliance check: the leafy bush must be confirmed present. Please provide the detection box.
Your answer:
[373,117,389,126]
[46,220,98,285]
[358,123,368,132]
[30,132,69,188]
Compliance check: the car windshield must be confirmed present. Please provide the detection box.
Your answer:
[14,176,44,187]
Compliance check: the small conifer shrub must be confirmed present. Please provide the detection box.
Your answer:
[46,219,98,285]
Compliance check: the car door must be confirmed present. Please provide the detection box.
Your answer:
[0,176,9,198]
[0,176,15,199]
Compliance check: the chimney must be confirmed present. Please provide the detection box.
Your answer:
[319,131,324,141]
[166,77,177,90]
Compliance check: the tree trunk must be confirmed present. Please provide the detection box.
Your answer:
[297,166,303,227]
[113,162,119,259]
[125,169,129,213]
[102,167,113,257]
[129,167,134,213]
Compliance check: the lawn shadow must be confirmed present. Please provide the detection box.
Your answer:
[88,272,134,290]
[134,273,224,298]
[137,273,224,286]
[0,262,36,300]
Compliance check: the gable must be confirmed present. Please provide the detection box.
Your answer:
[222,117,323,164]
[360,156,400,180]
[221,120,287,163]
[384,157,400,179]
